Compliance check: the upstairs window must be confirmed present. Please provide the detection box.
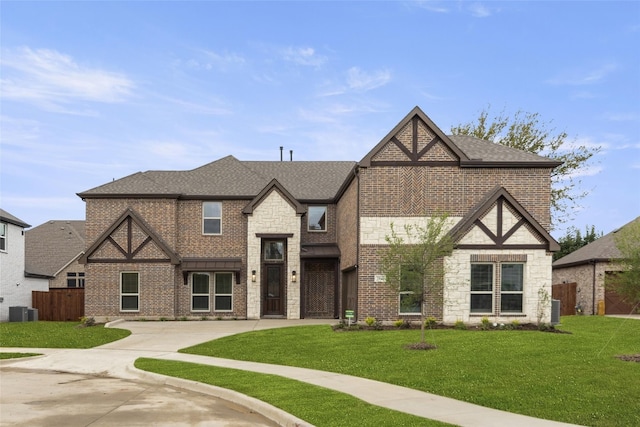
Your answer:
[0,223,6,251]
[308,206,327,232]
[203,202,222,235]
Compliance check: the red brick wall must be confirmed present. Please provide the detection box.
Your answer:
[337,179,358,270]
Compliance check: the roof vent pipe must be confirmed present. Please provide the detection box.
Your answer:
[290,150,293,161]
[280,146,283,161]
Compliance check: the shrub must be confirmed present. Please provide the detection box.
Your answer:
[425,317,438,328]
[480,316,491,330]
[393,319,405,328]
[78,316,96,327]
[454,320,467,330]
[365,316,376,326]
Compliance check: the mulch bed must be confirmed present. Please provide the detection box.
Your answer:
[332,323,571,333]
[616,354,640,363]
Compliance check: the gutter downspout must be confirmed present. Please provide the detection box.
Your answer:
[592,260,597,315]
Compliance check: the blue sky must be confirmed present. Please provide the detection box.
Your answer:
[1,1,638,238]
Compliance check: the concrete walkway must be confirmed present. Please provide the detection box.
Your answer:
[1,319,582,427]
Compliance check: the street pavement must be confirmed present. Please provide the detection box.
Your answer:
[0,318,589,427]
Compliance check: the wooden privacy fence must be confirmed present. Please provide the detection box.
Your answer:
[552,282,577,316]
[32,289,84,321]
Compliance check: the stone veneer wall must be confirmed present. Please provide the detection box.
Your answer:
[445,249,553,324]
[246,190,301,319]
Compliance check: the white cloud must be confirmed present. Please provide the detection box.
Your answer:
[347,67,391,91]
[1,47,134,112]
[547,63,619,86]
[413,1,450,13]
[279,46,327,67]
[468,3,492,18]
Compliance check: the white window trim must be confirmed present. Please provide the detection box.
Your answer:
[120,271,140,312]
[499,263,525,314]
[307,205,327,232]
[214,272,234,312]
[0,222,7,252]
[399,291,421,315]
[202,202,222,235]
[191,273,210,312]
[470,263,494,314]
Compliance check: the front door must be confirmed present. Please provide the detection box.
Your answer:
[263,264,284,315]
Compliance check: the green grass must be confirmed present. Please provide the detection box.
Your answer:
[178,316,640,427]
[0,352,41,359]
[135,358,452,427]
[0,321,131,348]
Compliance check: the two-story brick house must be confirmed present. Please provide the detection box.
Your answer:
[78,107,560,324]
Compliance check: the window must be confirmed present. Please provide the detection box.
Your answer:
[66,272,85,288]
[500,264,524,313]
[308,206,327,232]
[192,273,210,311]
[121,272,139,311]
[470,263,525,315]
[214,272,233,311]
[203,202,222,235]
[263,241,285,261]
[0,222,6,251]
[470,264,493,313]
[399,265,422,314]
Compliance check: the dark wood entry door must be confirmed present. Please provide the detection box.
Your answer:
[263,264,284,316]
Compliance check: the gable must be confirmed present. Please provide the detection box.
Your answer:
[360,106,469,167]
[451,187,560,251]
[79,208,179,264]
[242,179,305,215]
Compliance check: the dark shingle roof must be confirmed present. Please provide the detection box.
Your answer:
[78,156,357,201]
[553,216,640,268]
[449,135,559,164]
[0,209,30,228]
[25,220,86,277]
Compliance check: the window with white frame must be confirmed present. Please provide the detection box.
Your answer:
[0,222,6,252]
[214,272,233,311]
[121,272,139,311]
[399,265,421,314]
[308,206,327,232]
[66,272,85,288]
[470,263,524,315]
[192,273,210,311]
[203,202,222,235]
[470,264,493,313]
[500,264,524,313]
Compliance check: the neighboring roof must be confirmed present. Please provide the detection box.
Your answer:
[78,155,357,202]
[553,216,640,268]
[0,209,31,228]
[25,220,85,277]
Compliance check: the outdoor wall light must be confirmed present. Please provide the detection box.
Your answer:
[252,270,256,282]
[292,270,297,282]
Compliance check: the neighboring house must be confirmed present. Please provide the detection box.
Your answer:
[25,220,86,288]
[0,209,49,322]
[78,107,560,324]
[553,216,639,315]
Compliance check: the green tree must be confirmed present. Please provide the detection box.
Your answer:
[553,225,602,261]
[608,219,640,312]
[451,107,601,227]
[379,213,454,345]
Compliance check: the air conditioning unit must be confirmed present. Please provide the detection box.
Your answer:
[9,306,28,322]
[551,299,561,325]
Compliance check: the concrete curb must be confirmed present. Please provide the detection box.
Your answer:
[128,364,312,427]
[104,318,125,328]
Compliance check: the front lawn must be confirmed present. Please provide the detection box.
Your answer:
[136,358,452,427]
[0,321,130,348]
[178,316,639,427]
